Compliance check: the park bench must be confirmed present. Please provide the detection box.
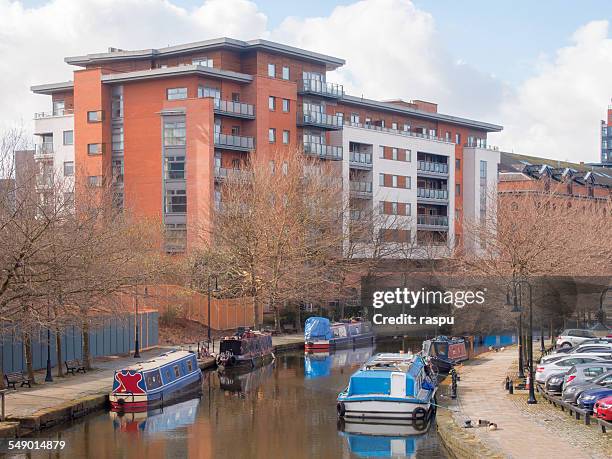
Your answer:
[4,371,32,390]
[65,359,87,375]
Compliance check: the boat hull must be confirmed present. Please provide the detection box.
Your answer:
[340,399,432,420]
[110,372,202,412]
[304,334,375,352]
[217,352,274,373]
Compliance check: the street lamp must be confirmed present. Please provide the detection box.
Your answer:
[508,279,537,405]
[207,275,219,347]
[45,303,53,382]
[507,284,524,379]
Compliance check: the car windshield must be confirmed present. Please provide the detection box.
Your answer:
[594,371,612,385]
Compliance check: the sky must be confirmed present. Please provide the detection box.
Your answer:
[2,0,612,163]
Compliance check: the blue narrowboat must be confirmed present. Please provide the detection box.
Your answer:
[337,353,437,421]
[109,350,202,412]
[304,317,375,352]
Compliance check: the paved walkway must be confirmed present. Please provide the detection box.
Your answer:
[4,335,304,419]
[454,349,609,459]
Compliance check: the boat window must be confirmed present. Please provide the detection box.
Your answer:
[164,368,172,381]
[187,358,194,372]
[144,370,163,390]
[173,365,181,378]
[332,326,347,338]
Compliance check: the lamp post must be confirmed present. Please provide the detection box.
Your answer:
[45,304,53,382]
[508,279,537,404]
[507,286,524,379]
[207,275,219,347]
[134,287,141,358]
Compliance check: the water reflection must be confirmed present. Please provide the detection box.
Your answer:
[304,347,374,379]
[110,398,200,435]
[218,360,275,393]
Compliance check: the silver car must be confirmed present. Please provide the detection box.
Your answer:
[561,370,612,404]
[541,350,612,365]
[564,362,612,389]
[535,356,606,384]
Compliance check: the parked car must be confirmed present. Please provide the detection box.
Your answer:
[541,350,612,365]
[593,395,612,421]
[556,329,597,348]
[576,386,612,412]
[562,371,612,404]
[564,362,612,389]
[544,372,567,395]
[540,343,612,362]
[535,356,606,384]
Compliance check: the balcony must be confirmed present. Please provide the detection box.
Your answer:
[417,188,449,202]
[34,109,74,119]
[35,143,54,159]
[213,99,255,119]
[298,79,344,99]
[344,121,450,143]
[417,160,449,177]
[214,167,252,181]
[298,111,343,130]
[350,180,373,198]
[417,215,449,229]
[303,142,343,160]
[214,133,254,152]
[349,151,373,170]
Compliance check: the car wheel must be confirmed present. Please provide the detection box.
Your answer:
[560,342,572,349]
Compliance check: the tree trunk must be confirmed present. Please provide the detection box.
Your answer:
[24,333,35,383]
[294,303,302,333]
[252,295,260,330]
[82,322,91,370]
[56,330,64,377]
[273,303,281,334]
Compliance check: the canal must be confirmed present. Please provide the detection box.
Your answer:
[23,342,450,459]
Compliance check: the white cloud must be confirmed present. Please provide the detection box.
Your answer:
[497,20,612,163]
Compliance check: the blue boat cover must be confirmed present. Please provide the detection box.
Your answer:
[304,317,332,340]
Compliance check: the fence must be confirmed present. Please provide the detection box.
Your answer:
[0,311,158,374]
[146,285,261,330]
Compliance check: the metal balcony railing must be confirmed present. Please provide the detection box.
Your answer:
[344,121,450,143]
[417,215,449,227]
[417,160,449,175]
[214,167,252,180]
[417,188,449,200]
[299,111,343,129]
[299,79,344,98]
[35,143,54,158]
[214,133,254,151]
[349,151,372,167]
[213,99,255,118]
[350,181,373,194]
[303,142,343,160]
[34,109,74,119]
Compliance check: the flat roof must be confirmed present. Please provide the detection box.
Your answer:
[30,81,74,95]
[101,64,253,84]
[341,95,503,132]
[65,37,345,70]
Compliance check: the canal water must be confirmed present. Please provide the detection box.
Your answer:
[23,341,451,459]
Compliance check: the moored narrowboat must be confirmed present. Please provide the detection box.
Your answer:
[422,336,468,374]
[216,329,274,371]
[109,350,202,412]
[337,353,437,421]
[304,317,375,352]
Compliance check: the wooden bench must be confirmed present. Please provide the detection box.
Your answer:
[65,359,87,375]
[4,372,32,390]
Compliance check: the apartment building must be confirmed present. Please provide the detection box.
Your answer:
[601,105,612,166]
[31,37,502,255]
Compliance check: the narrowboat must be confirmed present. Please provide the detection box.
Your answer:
[422,336,468,374]
[110,397,200,434]
[109,350,202,412]
[216,329,274,371]
[337,353,437,421]
[304,317,375,352]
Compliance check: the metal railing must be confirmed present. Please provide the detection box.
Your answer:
[350,181,373,194]
[349,151,372,166]
[299,79,344,98]
[417,215,449,227]
[417,188,449,200]
[464,142,499,151]
[417,160,449,174]
[299,111,343,128]
[214,133,254,150]
[34,109,74,119]
[303,142,343,160]
[214,167,252,180]
[35,143,54,157]
[344,121,451,143]
[214,99,255,117]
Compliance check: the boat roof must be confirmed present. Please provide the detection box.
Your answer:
[116,350,194,372]
[361,353,423,376]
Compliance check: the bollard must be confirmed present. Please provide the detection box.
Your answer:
[451,369,458,399]
[504,376,510,391]
[509,380,514,394]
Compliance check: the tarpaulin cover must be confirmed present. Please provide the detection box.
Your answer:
[304,317,333,340]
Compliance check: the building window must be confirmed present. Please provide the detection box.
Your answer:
[111,86,123,119]
[87,176,102,187]
[379,173,385,186]
[379,146,385,159]
[167,87,187,100]
[268,96,276,111]
[403,124,410,132]
[192,57,213,67]
[392,175,398,188]
[63,161,74,177]
[455,133,461,144]
[406,203,412,216]
[87,111,102,123]
[479,160,487,223]
[282,130,290,144]
[87,143,102,155]
[456,159,461,170]
[112,159,124,183]
[198,86,220,99]
[164,121,186,146]
[63,192,74,207]
[456,183,461,196]
[391,202,398,215]
[269,128,276,143]
[406,149,412,162]
[63,130,73,145]
[445,131,451,142]
[269,160,275,174]
[392,148,398,161]
[391,122,398,130]
[282,66,290,80]
[282,99,290,112]
[165,156,185,180]
[165,189,187,213]
[52,100,65,116]
[112,126,124,151]
[268,63,276,78]
[350,113,360,124]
